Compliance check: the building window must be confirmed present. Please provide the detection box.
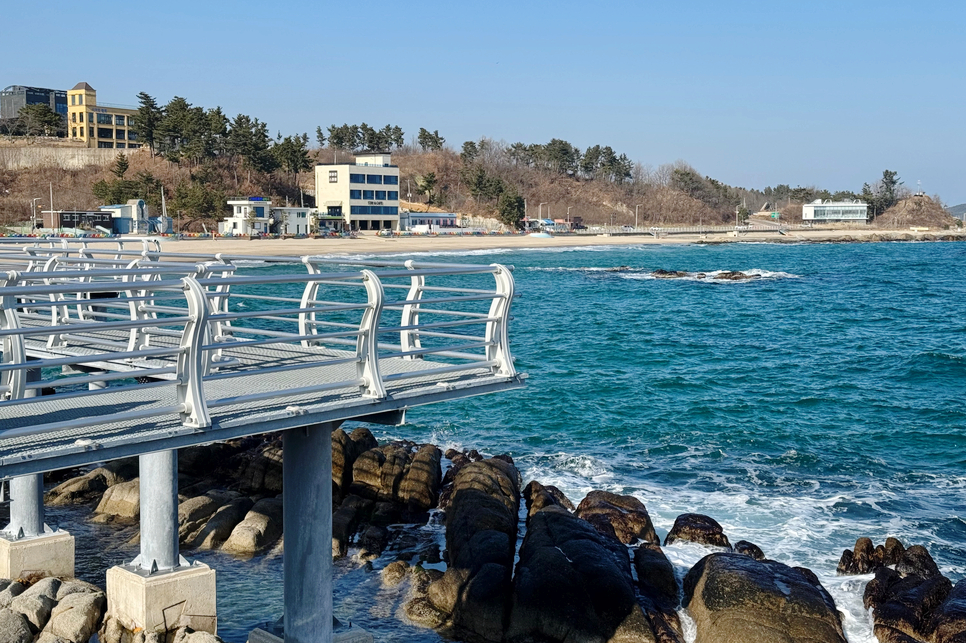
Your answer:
[349,173,364,184]
[71,95,75,106]
[128,131,138,140]
[350,206,370,215]
[71,127,77,138]
[383,175,399,185]
[376,191,386,200]
[350,190,361,199]
[97,128,113,139]
[329,170,338,183]
[88,113,93,123]
[363,190,374,200]
[71,113,76,122]
[387,207,398,215]
[97,142,113,148]
[129,144,141,149]
[116,143,126,149]
[116,129,125,139]
[97,113,112,125]
[388,191,398,201]
[78,95,83,105]
[366,174,383,184]
[88,127,94,137]
[115,115,125,126]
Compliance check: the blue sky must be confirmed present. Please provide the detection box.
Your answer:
[7,0,965,203]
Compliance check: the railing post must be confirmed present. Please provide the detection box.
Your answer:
[0,273,26,401]
[298,258,322,347]
[400,260,424,360]
[357,270,386,399]
[177,276,211,429]
[485,264,517,377]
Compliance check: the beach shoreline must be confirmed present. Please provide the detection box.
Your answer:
[158,227,966,257]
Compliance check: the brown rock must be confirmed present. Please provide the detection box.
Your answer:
[398,445,442,512]
[575,490,659,545]
[664,513,731,549]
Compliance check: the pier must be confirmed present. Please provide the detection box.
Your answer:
[0,238,525,642]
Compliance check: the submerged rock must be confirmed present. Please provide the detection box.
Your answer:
[684,553,846,643]
[652,269,688,278]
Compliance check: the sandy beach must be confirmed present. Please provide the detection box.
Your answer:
[157,227,966,258]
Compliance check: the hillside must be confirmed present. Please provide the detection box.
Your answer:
[0,136,957,231]
[874,195,960,229]
[947,203,966,218]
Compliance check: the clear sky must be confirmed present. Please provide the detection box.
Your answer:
[7,0,965,203]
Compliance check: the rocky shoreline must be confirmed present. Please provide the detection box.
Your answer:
[40,430,966,643]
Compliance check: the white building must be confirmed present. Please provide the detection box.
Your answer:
[802,200,868,223]
[219,197,345,235]
[405,211,458,233]
[221,197,273,235]
[314,153,401,232]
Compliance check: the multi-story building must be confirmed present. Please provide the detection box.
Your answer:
[802,200,868,223]
[314,153,401,231]
[66,82,141,150]
[219,197,345,235]
[0,85,67,120]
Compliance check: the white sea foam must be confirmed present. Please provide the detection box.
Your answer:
[511,450,942,643]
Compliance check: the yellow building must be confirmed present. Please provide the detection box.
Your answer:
[66,82,141,150]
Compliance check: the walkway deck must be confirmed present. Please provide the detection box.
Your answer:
[0,238,525,479]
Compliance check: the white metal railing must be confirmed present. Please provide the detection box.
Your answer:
[0,248,517,439]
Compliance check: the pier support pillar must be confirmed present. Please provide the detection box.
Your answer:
[283,423,335,643]
[106,449,217,636]
[0,473,75,579]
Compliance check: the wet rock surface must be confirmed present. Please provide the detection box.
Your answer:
[574,490,659,545]
[664,513,731,549]
[684,553,846,643]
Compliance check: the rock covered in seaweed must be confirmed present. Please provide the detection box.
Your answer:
[664,513,731,549]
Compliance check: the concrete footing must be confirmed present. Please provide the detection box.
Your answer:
[106,561,217,635]
[0,530,75,579]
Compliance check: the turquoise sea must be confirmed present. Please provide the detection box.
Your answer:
[54,241,966,643]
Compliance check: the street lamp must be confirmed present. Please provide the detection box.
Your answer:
[31,198,42,231]
[538,202,547,219]
[635,204,643,230]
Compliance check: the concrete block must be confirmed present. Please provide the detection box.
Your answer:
[0,531,74,579]
[106,562,216,635]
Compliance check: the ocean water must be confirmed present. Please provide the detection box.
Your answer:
[53,241,966,643]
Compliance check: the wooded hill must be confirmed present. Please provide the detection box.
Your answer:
[0,93,956,230]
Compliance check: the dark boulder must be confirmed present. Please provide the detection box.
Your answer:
[575,490,659,545]
[931,578,966,643]
[652,270,688,279]
[506,509,656,643]
[635,544,683,643]
[236,442,283,495]
[415,458,520,642]
[332,494,374,558]
[664,513,731,549]
[398,445,442,512]
[683,553,846,643]
[522,480,574,518]
[838,537,938,577]
[734,540,765,560]
[331,427,377,502]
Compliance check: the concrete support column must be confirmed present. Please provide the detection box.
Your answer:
[283,423,334,643]
[7,475,44,538]
[138,450,179,572]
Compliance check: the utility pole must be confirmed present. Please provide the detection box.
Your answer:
[635,204,642,229]
[49,182,55,234]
